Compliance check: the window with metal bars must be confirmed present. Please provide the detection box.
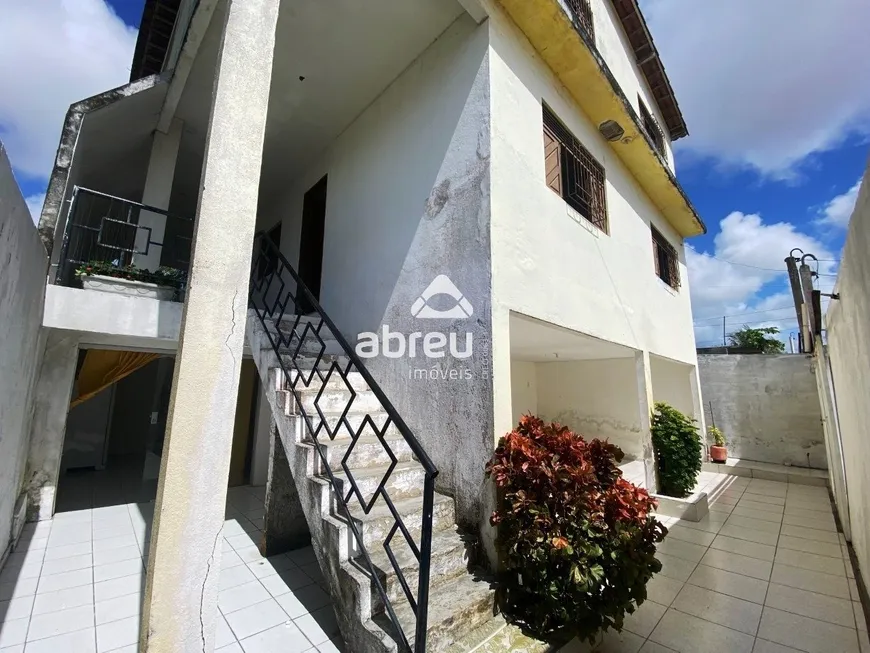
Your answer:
[638,97,666,158]
[651,225,680,289]
[566,0,594,40]
[543,104,608,232]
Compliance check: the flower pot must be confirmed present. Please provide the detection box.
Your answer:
[710,445,728,463]
[81,274,176,302]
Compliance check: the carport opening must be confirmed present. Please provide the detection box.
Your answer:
[56,350,263,514]
[508,313,643,462]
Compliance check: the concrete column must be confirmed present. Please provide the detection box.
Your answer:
[134,119,183,271]
[262,426,310,556]
[24,333,79,521]
[250,385,273,486]
[139,0,280,650]
[688,365,707,459]
[635,350,657,493]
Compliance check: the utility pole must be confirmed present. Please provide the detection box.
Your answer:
[722,316,726,347]
[799,254,817,354]
[788,333,796,354]
[786,250,805,351]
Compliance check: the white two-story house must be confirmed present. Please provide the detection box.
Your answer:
[13,0,706,649]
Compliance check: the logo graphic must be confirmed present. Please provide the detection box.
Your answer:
[410,275,473,319]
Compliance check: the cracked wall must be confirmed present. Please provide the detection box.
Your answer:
[256,14,494,536]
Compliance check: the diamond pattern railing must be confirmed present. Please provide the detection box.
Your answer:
[248,233,438,652]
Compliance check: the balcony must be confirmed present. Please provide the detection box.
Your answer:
[54,187,192,302]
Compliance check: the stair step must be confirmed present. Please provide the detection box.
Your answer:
[272,337,346,358]
[366,529,470,611]
[375,574,494,653]
[285,369,370,394]
[295,410,402,441]
[311,433,413,472]
[326,460,427,504]
[290,388,384,416]
[341,493,456,549]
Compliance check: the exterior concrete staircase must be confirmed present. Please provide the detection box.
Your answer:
[247,313,494,652]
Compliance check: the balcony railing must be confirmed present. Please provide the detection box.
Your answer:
[566,0,595,40]
[55,187,193,298]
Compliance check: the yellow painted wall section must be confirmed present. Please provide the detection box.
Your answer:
[494,0,705,237]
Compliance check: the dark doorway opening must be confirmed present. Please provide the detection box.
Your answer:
[297,175,327,315]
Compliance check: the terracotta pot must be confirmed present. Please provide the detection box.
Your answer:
[710,445,728,463]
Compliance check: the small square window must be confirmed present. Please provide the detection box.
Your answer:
[651,225,680,289]
[542,105,608,232]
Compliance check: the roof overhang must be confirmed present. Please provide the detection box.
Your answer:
[130,0,182,81]
[494,0,706,237]
[610,0,687,141]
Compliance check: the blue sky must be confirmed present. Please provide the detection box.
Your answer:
[1,0,868,347]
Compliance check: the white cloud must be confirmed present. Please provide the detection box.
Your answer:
[0,0,137,183]
[688,211,837,346]
[818,179,863,228]
[643,0,870,177]
[25,193,45,224]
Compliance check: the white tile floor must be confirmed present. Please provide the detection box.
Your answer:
[577,473,870,653]
[0,484,343,652]
[2,470,868,653]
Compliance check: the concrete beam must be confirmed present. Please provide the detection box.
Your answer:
[458,0,488,23]
[157,0,219,134]
[635,350,657,492]
[134,118,184,271]
[139,0,280,650]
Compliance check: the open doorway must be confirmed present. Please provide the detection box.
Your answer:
[296,175,327,314]
[55,352,263,514]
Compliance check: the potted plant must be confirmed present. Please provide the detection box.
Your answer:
[76,261,186,302]
[708,426,727,463]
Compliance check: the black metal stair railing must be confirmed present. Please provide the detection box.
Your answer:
[248,233,438,653]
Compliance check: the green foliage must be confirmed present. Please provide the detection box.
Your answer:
[708,425,726,447]
[728,325,785,354]
[75,261,186,289]
[651,403,702,498]
[485,415,667,645]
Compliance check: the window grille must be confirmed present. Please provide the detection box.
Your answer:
[543,104,608,232]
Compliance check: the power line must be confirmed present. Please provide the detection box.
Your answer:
[692,305,795,324]
[686,245,789,273]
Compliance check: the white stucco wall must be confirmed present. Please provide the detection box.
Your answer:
[650,354,695,417]
[509,360,538,426]
[0,142,49,559]
[257,14,494,530]
[486,5,697,436]
[535,358,643,460]
[825,166,870,592]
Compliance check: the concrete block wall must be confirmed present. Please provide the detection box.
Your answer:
[697,354,826,469]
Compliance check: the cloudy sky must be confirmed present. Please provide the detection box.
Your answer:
[642,0,869,347]
[0,0,868,347]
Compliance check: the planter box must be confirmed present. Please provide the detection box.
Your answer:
[81,274,176,302]
[652,490,709,522]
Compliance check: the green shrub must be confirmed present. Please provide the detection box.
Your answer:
[485,415,667,645]
[651,403,702,498]
[75,261,187,289]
